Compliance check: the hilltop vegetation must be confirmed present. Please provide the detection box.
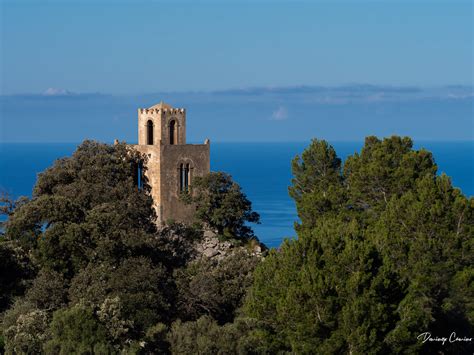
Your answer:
[245,137,473,354]
[0,137,472,354]
[0,141,261,354]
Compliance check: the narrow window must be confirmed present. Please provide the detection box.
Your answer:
[185,164,190,191]
[132,161,138,186]
[147,120,153,145]
[179,163,184,192]
[179,163,190,192]
[138,161,143,190]
[132,160,143,190]
[169,120,176,145]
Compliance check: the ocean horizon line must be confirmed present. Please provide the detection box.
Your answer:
[1,139,474,145]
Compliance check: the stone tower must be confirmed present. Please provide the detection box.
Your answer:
[133,101,210,224]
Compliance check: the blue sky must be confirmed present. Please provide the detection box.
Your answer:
[0,1,472,142]
[1,0,472,94]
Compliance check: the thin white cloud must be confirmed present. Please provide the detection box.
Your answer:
[271,106,288,121]
[446,93,474,99]
[43,88,75,96]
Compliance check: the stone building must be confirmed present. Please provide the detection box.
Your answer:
[131,101,210,224]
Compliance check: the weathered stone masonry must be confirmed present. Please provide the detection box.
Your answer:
[130,101,210,224]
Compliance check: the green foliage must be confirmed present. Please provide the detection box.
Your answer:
[23,269,68,311]
[175,251,260,324]
[1,141,195,352]
[96,297,133,347]
[289,138,344,228]
[168,316,262,355]
[44,303,113,354]
[3,308,50,355]
[344,136,436,212]
[182,172,260,239]
[4,141,157,277]
[373,174,474,353]
[245,136,474,354]
[69,256,171,334]
[140,322,170,354]
[0,241,34,313]
[1,140,263,353]
[153,222,204,269]
[0,192,29,235]
[5,135,468,353]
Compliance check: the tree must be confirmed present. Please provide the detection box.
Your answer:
[167,316,262,355]
[3,141,158,277]
[0,192,29,236]
[0,242,33,314]
[373,174,474,353]
[182,172,260,240]
[69,256,172,334]
[3,309,49,355]
[0,193,33,314]
[343,136,436,214]
[244,136,474,354]
[175,251,260,324]
[1,141,190,351]
[43,303,113,354]
[289,138,345,229]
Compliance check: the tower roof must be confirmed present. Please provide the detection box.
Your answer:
[149,101,173,110]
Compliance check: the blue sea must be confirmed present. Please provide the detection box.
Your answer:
[1,142,473,247]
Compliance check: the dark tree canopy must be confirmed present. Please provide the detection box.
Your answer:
[4,141,158,277]
[183,172,260,240]
[289,138,344,228]
[175,251,260,324]
[0,140,261,353]
[1,141,179,351]
[245,136,474,354]
[43,304,113,354]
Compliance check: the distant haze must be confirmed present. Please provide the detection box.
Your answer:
[0,85,472,142]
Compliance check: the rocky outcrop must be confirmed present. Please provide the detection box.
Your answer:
[194,230,263,261]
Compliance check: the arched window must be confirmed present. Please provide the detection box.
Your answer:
[169,120,176,145]
[146,120,153,145]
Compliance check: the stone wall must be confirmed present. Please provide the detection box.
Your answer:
[138,108,186,146]
[160,110,186,145]
[159,143,210,224]
[133,102,209,225]
[133,144,162,220]
[138,109,162,145]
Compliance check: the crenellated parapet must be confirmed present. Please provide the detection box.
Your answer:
[138,108,186,115]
